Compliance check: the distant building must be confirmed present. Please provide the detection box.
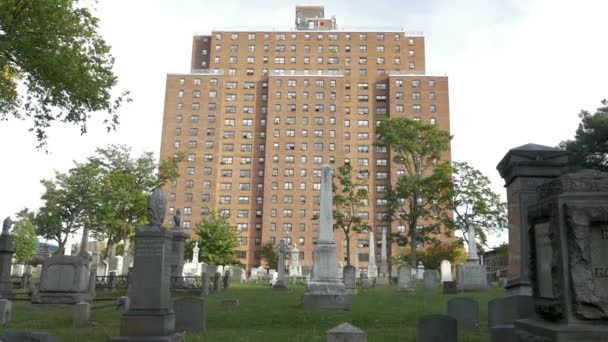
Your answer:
[159,6,452,271]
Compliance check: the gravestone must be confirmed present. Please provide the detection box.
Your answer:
[207,265,218,277]
[0,299,11,325]
[443,281,458,294]
[200,272,209,296]
[111,188,181,342]
[109,255,124,276]
[11,264,24,277]
[122,239,132,276]
[117,296,130,313]
[440,260,452,282]
[213,272,221,292]
[367,231,378,279]
[447,298,480,332]
[0,217,15,299]
[498,277,507,288]
[362,278,374,289]
[397,264,414,292]
[457,261,488,292]
[423,270,440,292]
[170,210,189,280]
[32,221,93,304]
[417,314,457,342]
[488,296,535,342]
[289,243,302,277]
[496,144,567,296]
[1,331,58,342]
[376,228,389,285]
[174,297,206,333]
[232,267,246,283]
[272,240,289,290]
[222,270,231,290]
[515,170,608,341]
[416,262,425,280]
[97,260,109,277]
[302,166,351,310]
[326,322,367,342]
[72,302,90,327]
[343,265,357,295]
[255,266,266,283]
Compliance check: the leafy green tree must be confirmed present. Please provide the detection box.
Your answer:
[261,241,278,270]
[12,208,38,263]
[333,163,371,265]
[559,99,608,171]
[0,0,129,147]
[35,163,101,255]
[87,145,182,257]
[376,117,452,270]
[448,162,507,250]
[395,242,468,270]
[195,211,240,265]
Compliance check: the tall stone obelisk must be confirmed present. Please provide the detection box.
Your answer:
[302,166,351,310]
[376,228,389,285]
[367,232,378,279]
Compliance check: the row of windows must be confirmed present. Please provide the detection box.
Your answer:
[215,32,412,43]
[218,44,411,55]
[218,66,416,77]
[215,52,405,64]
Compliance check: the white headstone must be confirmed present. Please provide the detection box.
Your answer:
[109,255,123,275]
[417,262,425,280]
[440,260,453,282]
[289,244,302,277]
[192,242,200,263]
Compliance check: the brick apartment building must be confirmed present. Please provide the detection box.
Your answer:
[159,6,451,272]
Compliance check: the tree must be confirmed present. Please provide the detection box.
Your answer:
[333,163,371,265]
[12,208,38,263]
[195,211,240,265]
[376,117,452,270]
[448,162,508,251]
[559,99,608,171]
[35,163,101,255]
[396,242,468,270]
[87,145,182,257]
[261,241,278,270]
[0,0,129,147]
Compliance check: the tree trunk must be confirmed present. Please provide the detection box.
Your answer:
[410,217,418,271]
[345,230,351,265]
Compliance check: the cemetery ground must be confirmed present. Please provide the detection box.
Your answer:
[1,283,503,341]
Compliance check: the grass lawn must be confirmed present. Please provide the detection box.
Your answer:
[0,283,504,341]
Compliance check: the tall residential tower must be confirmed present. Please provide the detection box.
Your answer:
[159,6,451,272]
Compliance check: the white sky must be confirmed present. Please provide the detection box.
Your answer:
[1,0,607,248]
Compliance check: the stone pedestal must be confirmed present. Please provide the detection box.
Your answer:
[112,194,181,342]
[31,255,92,304]
[0,232,15,300]
[457,261,488,291]
[496,144,567,295]
[170,228,189,279]
[515,170,608,341]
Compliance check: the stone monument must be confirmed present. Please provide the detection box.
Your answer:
[366,232,378,279]
[456,227,488,291]
[397,264,414,292]
[496,143,568,295]
[515,170,608,341]
[440,260,452,282]
[289,243,302,278]
[272,240,289,290]
[0,217,15,299]
[111,188,182,342]
[343,265,357,295]
[170,209,189,280]
[32,220,93,304]
[376,228,389,285]
[302,166,351,310]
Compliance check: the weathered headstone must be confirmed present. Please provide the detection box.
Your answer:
[0,217,15,299]
[440,260,452,282]
[326,322,367,342]
[231,267,246,283]
[397,264,414,292]
[457,261,488,292]
[343,265,357,295]
[222,270,232,290]
[72,302,90,327]
[213,272,221,292]
[443,281,458,294]
[447,298,480,333]
[170,210,189,280]
[1,331,58,342]
[116,296,130,313]
[417,262,425,280]
[515,170,608,341]
[376,228,389,285]
[108,271,117,291]
[417,314,457,342]
[174,297,206,333]
[423,270,440,293]
[200,272,209,296]
[111,188,180,341]
[32,221,93,304]
[367,231,378,279]
[488,296,535,342]
[0,299,11,325]
[302,166,351,310]
[362,278,374,289]
[289,243,302,278]
[108,255,124,276]
[273,240,289,290]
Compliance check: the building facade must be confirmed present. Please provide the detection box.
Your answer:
[159,6,451,272]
